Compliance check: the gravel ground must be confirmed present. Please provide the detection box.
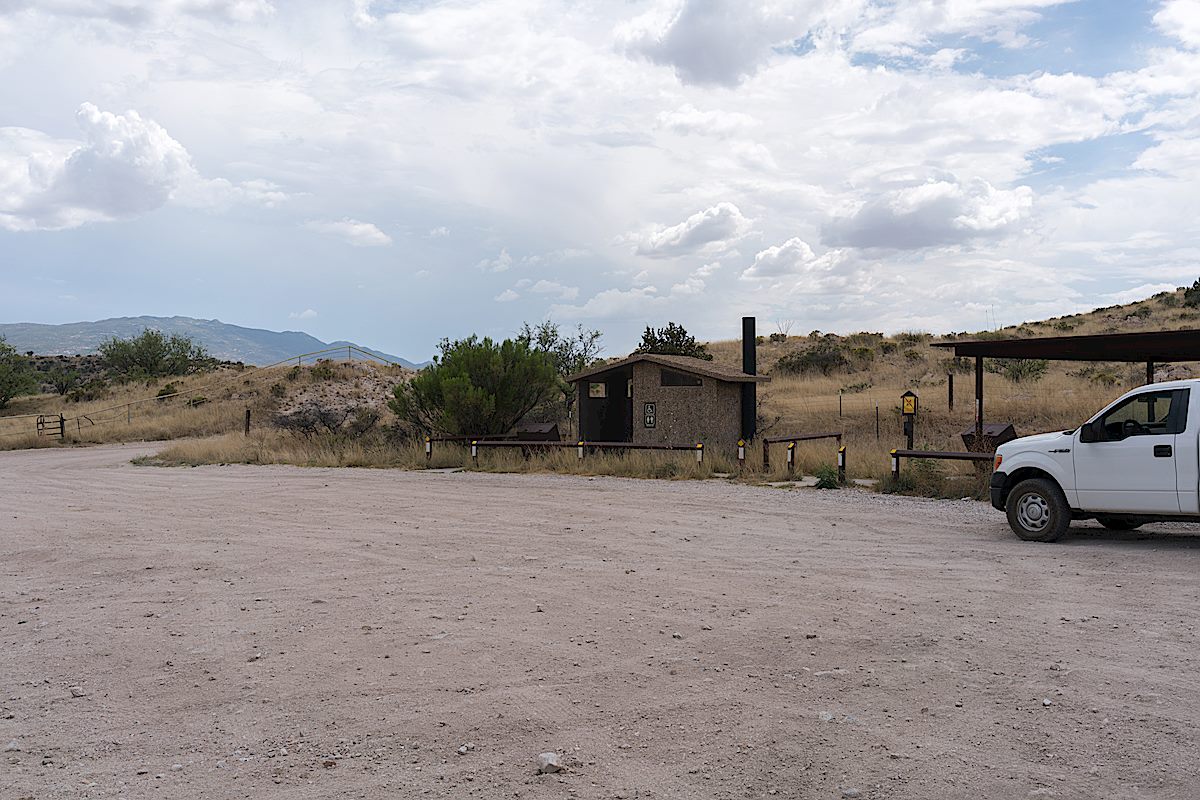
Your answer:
[2,443,1199,799]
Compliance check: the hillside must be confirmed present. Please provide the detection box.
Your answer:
[0,316,427,369]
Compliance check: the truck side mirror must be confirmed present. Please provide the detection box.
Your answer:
[1079,420,1099,443]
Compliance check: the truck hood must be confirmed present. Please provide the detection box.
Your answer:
[998,430,1073,457]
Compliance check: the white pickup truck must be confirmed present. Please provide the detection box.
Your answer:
[991,379,1197,541]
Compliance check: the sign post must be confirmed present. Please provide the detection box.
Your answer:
[901,390,919,450]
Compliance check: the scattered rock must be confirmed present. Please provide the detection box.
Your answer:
[842,789,861,798]
[536,751,562,774]
[671,632,684,640]
[69,686,85,698]
[4,739,20,752]
[457,745,468,755]
[1043,699,1053,707]
[171,763,184,771]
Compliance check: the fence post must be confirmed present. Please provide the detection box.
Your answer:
[763,438,770,471]
[58,414,65,442]
[838,445,846,485]
[127,405,131,425]
[425,436,432,461]
[947,373,954,411]
[786,441,795,475]
[737,439,745,471]
[244,408,251,436]
[577,441,585,460]
[695,443,704,464]
[471,440,478,466]
[890,449,900,481]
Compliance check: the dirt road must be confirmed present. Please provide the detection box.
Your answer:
[2,445,1199,799]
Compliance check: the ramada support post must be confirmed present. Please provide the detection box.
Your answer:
[975,355,984,441]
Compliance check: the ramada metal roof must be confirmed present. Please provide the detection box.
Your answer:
[930,328,1200,362]
[566,353,770,384]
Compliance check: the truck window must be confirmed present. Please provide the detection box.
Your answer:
[1098,389,1188,440]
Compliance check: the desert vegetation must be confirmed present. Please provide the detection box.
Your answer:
[6,288,1200,497]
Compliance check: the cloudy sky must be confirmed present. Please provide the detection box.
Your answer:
[1,0,1198,360]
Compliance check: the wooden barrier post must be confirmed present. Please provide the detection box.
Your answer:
[244,408,251,436]
[737,439,745,471]
[763,438,770,471]
[838,445,846,485]
[947,373,954,411]
[890,449,900,481]
[786,441,795,475]
[59,414,65,442]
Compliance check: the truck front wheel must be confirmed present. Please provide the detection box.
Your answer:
[1005,478,1070,542]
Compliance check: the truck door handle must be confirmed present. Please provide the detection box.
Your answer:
[1154,445,1173,457]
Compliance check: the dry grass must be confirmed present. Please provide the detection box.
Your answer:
[0,360,408,452]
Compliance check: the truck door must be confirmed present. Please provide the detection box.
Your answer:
[1074,388,1188,514]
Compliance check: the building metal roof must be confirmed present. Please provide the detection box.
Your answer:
[566,353,770,384]
[931,328,1200,362]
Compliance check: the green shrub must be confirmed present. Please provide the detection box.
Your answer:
[0,337,37,409]
[286,366,302,381]
[99,329,212,380]
[1158,292,1180,307]
[391,335,558,435]
[985,358,1049,383]
[270,383,286,399]
[1129,305,1152,318]
[187,396,208,407]
[634,322,711,360]
[814,465,840,489]
[768,332,788,343]
[309,361,337,381]
[879,341,898,355]
[156,382,180,399]
[773,341,848,376]
[67,379,109,403]
[1184,279,1200,308]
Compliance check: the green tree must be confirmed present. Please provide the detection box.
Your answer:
[0,337,38,409]
[47,365,81,395]
[98,329,212,380]
[517,320,603,420]
[634,321,712,360]
[390,335,558,435]
[1184,278,1200,308]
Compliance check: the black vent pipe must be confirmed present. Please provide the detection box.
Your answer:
[741,316,756,441]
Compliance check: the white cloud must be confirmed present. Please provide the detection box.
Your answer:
[304,218,392,247]
[743,237,817,279]
[635,202,753,258]
[657,104,758,137]
[289,308,318,319]
[494,288,519,302]
[824,177,1034,249]
[477,248,513,273]
[0,103,283,232]
[1155,0,1200,48]
[0,1,275,25]
[1104,283,1179,305]
[428,226,451,238]
[529,279,579,301]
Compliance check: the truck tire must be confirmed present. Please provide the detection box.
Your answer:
[1005,478,1070,542]
[1096,516,1142,531]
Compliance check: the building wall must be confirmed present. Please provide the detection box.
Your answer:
[629,361,742,454]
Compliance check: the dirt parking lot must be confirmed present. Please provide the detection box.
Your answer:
[2,444,1199,799]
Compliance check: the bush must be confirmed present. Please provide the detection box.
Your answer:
[390,335,558,435]
[286,366,302,381]
[99,329,212,380]
[814,464,840,489]
[773,341,848,376]
[879,341,898,355]
[270,383,286,399]
[1185,279,1200,308]
[0,337,37,409]
[634,322,712,360]
[768,332,788,343]
[1129,305,1152,318]
[985,358,1049,383]
[47,366,80,396]
[1158,292,1180,307]
[187,396,208,407]
[67,379,109,403]
[309,361,337,381]
[156,382,180,399]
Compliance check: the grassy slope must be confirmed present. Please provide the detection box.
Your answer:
[704,287,1199,487]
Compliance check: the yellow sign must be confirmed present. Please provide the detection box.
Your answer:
[902,395,916,415]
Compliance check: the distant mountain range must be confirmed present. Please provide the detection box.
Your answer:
[0,316,428,369]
